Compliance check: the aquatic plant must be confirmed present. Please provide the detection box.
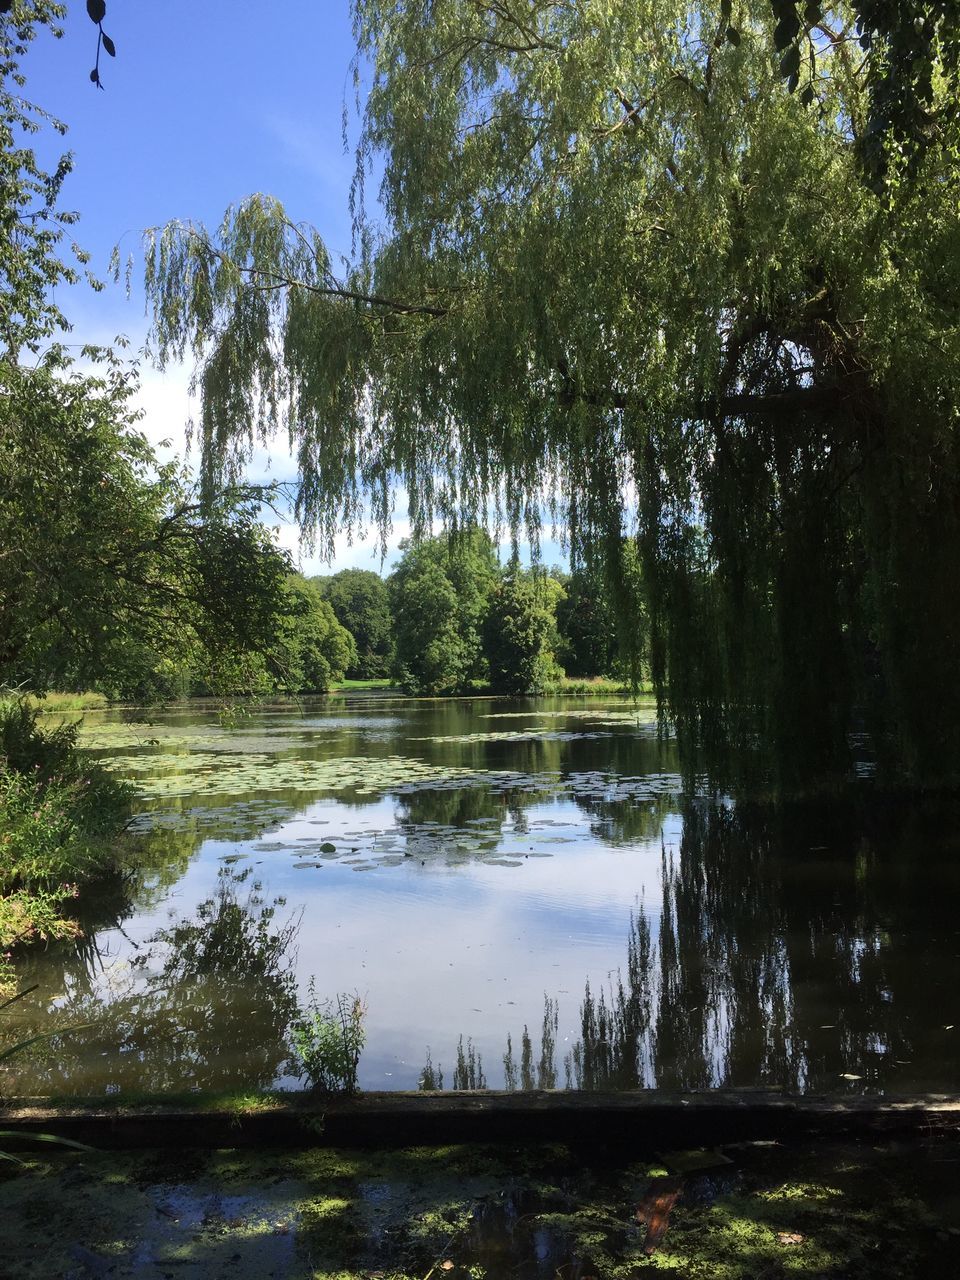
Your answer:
[290,981,366,1095]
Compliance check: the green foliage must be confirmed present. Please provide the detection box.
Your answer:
[0,885,81,953]
[554,568,618,679]
[484,569,564,695]
[0,351,295,700]
[135,0,960,787]
[290,981,366,1095]
[316,569,393,678]
[0,14,298,705]
[0,698,132,950]
[269,575,357,694]
[389,529,499,695]
[0,3,89,357]
[391,562,468,695]
[764,2,960,183]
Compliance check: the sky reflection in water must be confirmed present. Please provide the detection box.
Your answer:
[6,697,960,1098]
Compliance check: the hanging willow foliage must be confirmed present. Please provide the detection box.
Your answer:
[131,0,960,791]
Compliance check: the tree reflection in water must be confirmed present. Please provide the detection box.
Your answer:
[430,797,960,1094]
[6,869,300,1096]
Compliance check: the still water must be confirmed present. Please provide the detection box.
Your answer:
[7,696,960,1097]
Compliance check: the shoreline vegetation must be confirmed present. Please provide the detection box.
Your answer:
[0,701,133,995]
[27,674,640,713]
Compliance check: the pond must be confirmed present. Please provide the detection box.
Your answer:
[6,696,960,1098]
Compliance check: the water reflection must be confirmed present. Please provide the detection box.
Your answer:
[11,700,960,1096]
[16,818,208,997]
[426,798,960,1095]
[5,870,299,1095]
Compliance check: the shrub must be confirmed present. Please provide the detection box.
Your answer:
[0,699,133,952]
[290,982,366,1094]
[0,887,81,953]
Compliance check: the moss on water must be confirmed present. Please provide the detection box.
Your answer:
[0,1138,956,1278]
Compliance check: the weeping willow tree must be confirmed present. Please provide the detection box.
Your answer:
[133,0,960,790]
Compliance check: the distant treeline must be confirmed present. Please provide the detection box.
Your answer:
[113,525,628,700]
[313,527,634,696]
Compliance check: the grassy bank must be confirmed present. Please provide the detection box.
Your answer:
[0,701,132,995]
[22,691,110,712]
[544,675,641,696]
[330,676,643,698]
[333,678,396,691]
[21,679,640,709]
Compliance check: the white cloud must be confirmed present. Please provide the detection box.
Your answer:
[129,360,194,464]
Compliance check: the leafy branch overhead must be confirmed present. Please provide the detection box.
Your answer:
[131,0,960,789]
[0,0,115,85]
[759,1,960,180]
[86,0,114,89]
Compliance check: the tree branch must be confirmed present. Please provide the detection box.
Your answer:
[557,358,846,418]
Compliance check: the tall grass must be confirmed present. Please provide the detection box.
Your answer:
[541,676,644,696]
[24,691,109,712]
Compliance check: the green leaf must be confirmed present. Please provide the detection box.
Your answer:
[780,45,802,80]
[0,1023,96,1064]
[800,84,815,107]
[774,16,801,51]
[102,33,116,58]
[726,27,740,47]
[86,0,106,23]
[720,0,732,17]
[803,1,821,23]
[0,985,39,1013]
[0,1032,52,1063]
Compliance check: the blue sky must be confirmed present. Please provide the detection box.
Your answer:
[23,3,566,573]
[29,3,357,286]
